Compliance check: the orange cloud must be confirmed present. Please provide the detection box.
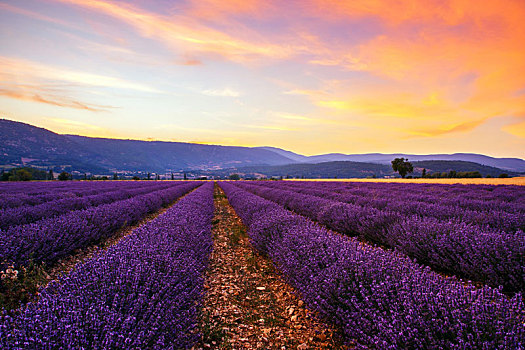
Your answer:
[503,117,525,138]
[306,1,525,89]
[297,0,525,142]
[302,83,496,139]
[406,118,489,138]
[317,90,458,118]
[42,118,121,139]
[48,118,106,131]
[312,0,525,28]
[0,56,144,112]
[0,89,113,112]
[309,55,368,71]
[176,57,203,66]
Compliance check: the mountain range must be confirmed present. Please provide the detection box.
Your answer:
[1,119,524,176]
[202,160,518,179]
[256,147,525,172]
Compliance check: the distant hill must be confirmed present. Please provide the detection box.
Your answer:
[0,119,106,173]
[1,119,523,176]
[411,161,514,177]
[255,146,309,162]
[204,160,517,179]
[208,161,391,178]
[259,149,525,173]
[65,135,296,172]
[0,119,296,173]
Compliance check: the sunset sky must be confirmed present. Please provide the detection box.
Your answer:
[1,0,524,157]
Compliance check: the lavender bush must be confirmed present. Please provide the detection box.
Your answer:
[0,181,162,209]
[246,181,525,233]
[0,182,202,269]
[0,182,214,349]
[220,181,524,349]
[233,181,524,293]
[0,182,175,229]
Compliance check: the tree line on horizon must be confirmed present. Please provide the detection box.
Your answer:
[0,161,513,182]
[391,158,509,179]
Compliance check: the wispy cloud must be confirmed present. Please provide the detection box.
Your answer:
[184,0,271,21]
[276,113,314,121]
[241,123,300,131]
[283,89,327,97]
[406,118,489,138]
[201,88,241,97]
[47,118,106,131]
[157,124,220,134]
[55,0,294,63]
[0,56,162,93]
[0,55,163,111]
[0,88,114,112]
[42,117,120,138]
[309,55,368,71]
[0,2,81,30]
[272,112,343,125]
[176,56,203,66]
[502,116,525,138]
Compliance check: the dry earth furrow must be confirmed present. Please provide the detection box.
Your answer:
[195,184,347,350]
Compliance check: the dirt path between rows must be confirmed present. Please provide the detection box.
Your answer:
[194,184,348,350]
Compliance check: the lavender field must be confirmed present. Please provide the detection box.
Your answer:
[1,180,524,349]
[3,0,525,347]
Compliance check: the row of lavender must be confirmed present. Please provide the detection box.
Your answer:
[0,182,214,349]
[296,181,525,204]
[0,181,121,194]
[235,181,524,293]
[0,182,177,229]
[246,181,525,233]
[0,182,202,271]
[0,181,168,210]
[220,182,524,349]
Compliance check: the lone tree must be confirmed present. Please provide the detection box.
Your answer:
[391,158,413,178]
[57,171,71,181]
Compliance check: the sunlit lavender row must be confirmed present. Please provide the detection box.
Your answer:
[233,181,524,293]
[0,182,214,349]
[0,182,177,229]
[220,181,524,349]
[0,179,176,200]
[247,181,525,233]
[0,181,148,209]
[0,182,201,270]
